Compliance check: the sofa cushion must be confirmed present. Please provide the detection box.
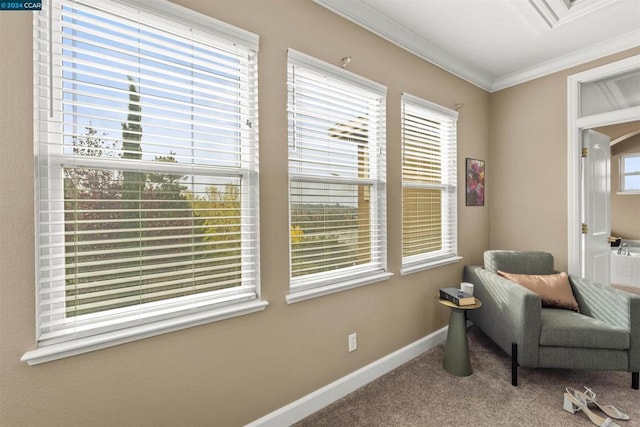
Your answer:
[484,250,555,275]
[540,308,629,350]
[497,271,580,312]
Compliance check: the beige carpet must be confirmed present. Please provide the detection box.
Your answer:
[295,327,639,426]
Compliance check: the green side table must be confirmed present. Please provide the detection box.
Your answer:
[437,297,482,377]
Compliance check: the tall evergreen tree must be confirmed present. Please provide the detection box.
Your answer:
[120,77,144,240]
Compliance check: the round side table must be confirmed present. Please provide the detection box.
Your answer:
[437,297,482,377]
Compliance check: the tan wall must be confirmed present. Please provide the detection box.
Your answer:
[489,47,640,271]
[596,121,640,141]
[0,1,490,426]
[611,134,640,240]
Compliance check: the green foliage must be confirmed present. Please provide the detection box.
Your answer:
[63,78,367,317]
[62,79,243,317]
[120,77,145,238]
[121,76,142,161]
[290,203,362,277]
[191,184,241,244]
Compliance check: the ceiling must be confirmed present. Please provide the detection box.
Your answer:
[595,121,640,145]
[313,0,640,92]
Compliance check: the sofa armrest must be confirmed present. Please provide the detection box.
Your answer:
[464,265,542,367]
[569,275,640,371]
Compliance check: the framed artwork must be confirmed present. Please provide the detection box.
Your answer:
[465,158,485,206]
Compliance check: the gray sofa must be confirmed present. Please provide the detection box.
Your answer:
[463,250,640,388]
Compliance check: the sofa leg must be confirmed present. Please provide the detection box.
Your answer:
[511,343,518,386]
[633,372,639,390]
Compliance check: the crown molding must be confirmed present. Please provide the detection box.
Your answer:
[492,30,640,91]
[559,0,626,26]
[526,0,624,29]
[527,0,565,29]
[314,0,640,93]
[312,0,494,91]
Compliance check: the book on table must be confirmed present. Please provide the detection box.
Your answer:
[439,287,475,306]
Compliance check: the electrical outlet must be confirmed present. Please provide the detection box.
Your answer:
[348,333,357,352]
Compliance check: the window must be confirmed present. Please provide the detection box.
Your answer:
[286,50,391,303]
[26,0,264,364]
[620,153,640,193]
[401,94,459,274]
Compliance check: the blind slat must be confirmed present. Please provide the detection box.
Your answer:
[401,94,458,264]
[287,51,387,289]
[34,0,259,345]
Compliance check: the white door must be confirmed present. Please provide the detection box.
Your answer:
[581,129,611,285]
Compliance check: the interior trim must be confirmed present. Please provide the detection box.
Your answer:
[22,300,269,365]
[611,129,640,146]
[312,0,494,91]
[246,326,448,426]
[493,30,640,91]
[567,54,640,277]
[313,0,640,92]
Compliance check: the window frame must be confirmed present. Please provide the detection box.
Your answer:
[24,0,266,365]
[618,153,640,195]
[400,93,460,275]
[285,49,391,304]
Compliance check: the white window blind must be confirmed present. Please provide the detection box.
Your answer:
[401,93,458,272]
[287,50,389,299]
[620,154,640,193]
[33,0,260,347]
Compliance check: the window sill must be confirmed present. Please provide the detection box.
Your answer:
[21,299,268,366]
[400,256,462,276]
[616,191,640,195]
[286,272,393,304]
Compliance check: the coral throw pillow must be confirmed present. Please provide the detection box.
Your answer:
[497,271,580,312]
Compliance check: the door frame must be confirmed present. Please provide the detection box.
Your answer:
[567,54,640,277]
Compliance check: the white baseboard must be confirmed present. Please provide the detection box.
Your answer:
[246,326,448,427]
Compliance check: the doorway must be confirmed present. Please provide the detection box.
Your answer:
[567,54,640,279]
